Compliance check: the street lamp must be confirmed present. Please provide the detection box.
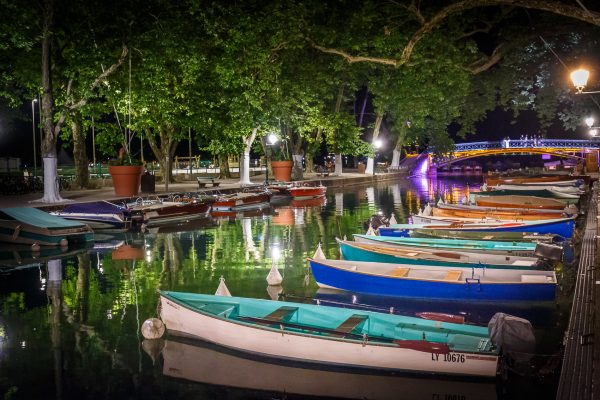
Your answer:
[372,138,383,176]
[570,68,600,94]
[265,133,278,184]
[584,116,600,137]
[31,98,38,178]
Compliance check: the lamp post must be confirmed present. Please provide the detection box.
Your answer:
[265,133,278,185]
[570,68,600,94]
[31,98,38,178]
[372,138,382,176]
[584,117,600,137]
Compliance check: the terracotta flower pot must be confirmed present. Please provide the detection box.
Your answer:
[271,160,293,182]
[109,165,144,197]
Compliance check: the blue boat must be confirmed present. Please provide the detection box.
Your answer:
[0,207,94,246]
[52,201,131,231]
[378,217,575,239]
[338,239,539,269]
[308,258,557,301]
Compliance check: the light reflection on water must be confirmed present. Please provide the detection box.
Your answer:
[0,175,569,400]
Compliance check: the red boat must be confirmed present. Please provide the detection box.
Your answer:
[211,190,271,211]
[129,199,212,227]
[288,184,327,200]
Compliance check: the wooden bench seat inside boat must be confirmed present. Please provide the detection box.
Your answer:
[443,270,462,281]
[199,303,238,317]
[388,267,410,277]
[264,306,298,322]
[334,314,368,337]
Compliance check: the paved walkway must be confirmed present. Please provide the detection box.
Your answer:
[0,171,404,209]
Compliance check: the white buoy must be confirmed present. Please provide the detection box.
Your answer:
[482,183,488,191]
[423,203,432,216]
[266,284,283,301]
[266,262,283,286]
[366,223,376,236]
[141,318,165,339]
[142,339,165,364]
[437,198,444,207]
[215,276,232,296]
[313,243,326,259]
[388,213,397,225]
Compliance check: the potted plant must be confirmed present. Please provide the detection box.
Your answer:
[108,147,144,197]
[270,141,293,182]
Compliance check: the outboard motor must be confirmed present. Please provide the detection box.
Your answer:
[488,313,536,365]
[533,243,564,262]
[363,214,389,231]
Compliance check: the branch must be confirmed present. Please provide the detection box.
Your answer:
[466,43,507,74]
[306,37,398,67]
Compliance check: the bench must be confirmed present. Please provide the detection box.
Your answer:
[197,176,221,188]
[264,306,298,322]
[388,267,410,277]
[443,270,462,281]
[334,314,368,337]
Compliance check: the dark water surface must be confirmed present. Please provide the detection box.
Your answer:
[0,176,577,400]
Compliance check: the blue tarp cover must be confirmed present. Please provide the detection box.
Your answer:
[61,201,125,215]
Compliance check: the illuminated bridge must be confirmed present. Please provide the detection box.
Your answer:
[408,139,600,175]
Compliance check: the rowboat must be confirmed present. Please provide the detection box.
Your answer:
[160,336,499,399]
[0,207,94,246]
[471,194,577,209]
[338,238,539,268]
[308,258,557,301]
[491,183,582,194]
[211,190,271,211]
[0,242,89,268]
[411,214,566,226]
[159,291,500,377]
[287,183,327,200]
[485,175,582,186]
[436,201,574,216]
[353,234,539,256]
[430,205,564,221]
[51,201,131,231]
[476,188,580,200]
[409,228,557,243]
[378,217,575,239]
[127,198,211,226]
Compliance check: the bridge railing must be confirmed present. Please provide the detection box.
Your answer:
[454,139,600,152]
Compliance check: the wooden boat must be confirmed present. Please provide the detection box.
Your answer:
[308,258,557,301]
[436,201,573,216]
[211,190,271,211]
[409,228,557,243]
[411,214,556,225]
[160,337,499,399]
[287,183,327,200]
[472,194,575,210]
[431,205,563,221]
[0,243,89,268]
[51,201,131,231]
[353,234,538,256]
[128,198,211,226]
[378,216,575,239]
[159,291,500,377]
[338,239,539,269]
[491,183,582,194]
[477,188,580,200]
[485,175,582,186]
[0,207,94,246]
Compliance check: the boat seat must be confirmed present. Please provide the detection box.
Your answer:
[443,270,462,281]
[200,303,237,317]
[388,267,409,277]
[264,306,298,322]
[334,314,368,337]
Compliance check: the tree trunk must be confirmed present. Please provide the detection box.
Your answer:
[147,126,179,183]
[71,115,89,188]
[218,154,230,178]
[304,128,322,173]
[240,127,258,185]
[366,112,383,174]
[332,86,344,176]
[391,127,407,168]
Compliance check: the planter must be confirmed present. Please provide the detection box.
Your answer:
[109,165,144,197]
[357,162,366,174]
[271,160,293,182]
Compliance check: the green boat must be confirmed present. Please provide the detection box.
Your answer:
[353,234,537,256]
[410,228,556,243]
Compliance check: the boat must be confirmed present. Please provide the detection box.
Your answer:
[211,190,271,211]
[159,336,499,399]
[287,183,327,200]
[353,234,538,256]
[429,205,565,221]
[491,183,583,194]
[159,291,500,377]
[471,194,577,209]
[308,257,557,301]
[378,217,575,239]
[435,201,575,216]
[51,200,131,231]
[411,213,546,225]
[476,187,580,200]
[409,228,557,243]
[0,207,94,246]
[0,242,89,268]
[127,198,212,227]
[485,175,582,186]
[337,238,540,269]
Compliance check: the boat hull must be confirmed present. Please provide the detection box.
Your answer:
[160,293,499,378]
[288,186,327,200]
[309,259,556,301]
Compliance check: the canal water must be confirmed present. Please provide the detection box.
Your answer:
[0,176,578,400]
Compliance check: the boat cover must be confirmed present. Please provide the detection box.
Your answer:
[61,201,126,214]
[488,312,535,363]
[0,207,86,229]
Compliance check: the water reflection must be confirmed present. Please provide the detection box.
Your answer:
[0,176,568,399]
[159,336,498,400]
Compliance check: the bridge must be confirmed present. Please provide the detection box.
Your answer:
[408,139,600,175]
